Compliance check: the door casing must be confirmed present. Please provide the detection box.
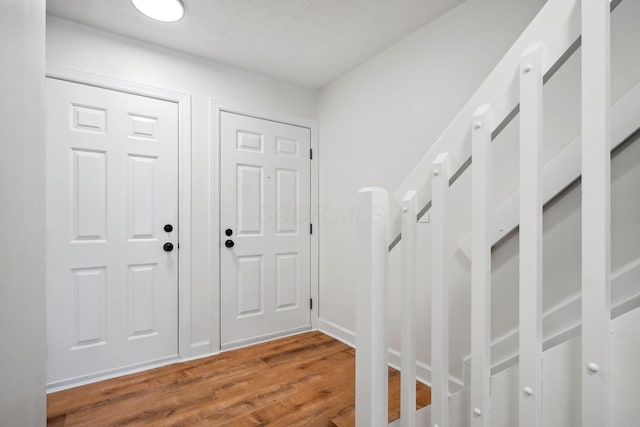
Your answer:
[45,66,192,386]
[210,99,320,352]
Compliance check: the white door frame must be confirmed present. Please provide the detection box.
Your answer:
[45,65,193,360]
[210,99,319,351]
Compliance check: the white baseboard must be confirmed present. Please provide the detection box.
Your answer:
[318,318,356,346]
[190,340,212,357]
[220,325,312,351]
[47,355,179,393]
[47,329,317,393]
[319,318,465,392]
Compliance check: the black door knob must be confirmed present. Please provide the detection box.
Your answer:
[164,224,173,232]
[225,239,234,248]
[163,242,174,252]
[225,228,233,236]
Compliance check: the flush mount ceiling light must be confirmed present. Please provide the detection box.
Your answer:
[131,0,184,22]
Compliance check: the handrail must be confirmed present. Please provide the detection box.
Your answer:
[388,0,623,252]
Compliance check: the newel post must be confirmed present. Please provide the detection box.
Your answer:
[355,187,389,427]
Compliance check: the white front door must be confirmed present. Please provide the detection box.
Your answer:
[220,111,311,348]
[46,78,179,386]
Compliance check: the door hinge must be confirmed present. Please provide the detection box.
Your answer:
[310,223,313,235]
[310,298,313,310]
[310,148,313,160]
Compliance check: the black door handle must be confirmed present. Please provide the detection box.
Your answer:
[163,242,174,252]
[225,239,234,248]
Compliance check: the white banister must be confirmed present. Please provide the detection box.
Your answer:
[431,153,451,427]
[581,0,612,426]
[390,0,582,241]
[355,187,389,427]
[470,105,492,427]
[518,43,544,427]
[401,190,418,427]
[355,2,620,426]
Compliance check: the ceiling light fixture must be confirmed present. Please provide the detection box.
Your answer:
[131,0,184,23]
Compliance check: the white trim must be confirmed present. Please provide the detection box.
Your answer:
[318,317,356,346]
[45,64,193,360]
[190,341,213,356]
[47,355,179,393]
[220,325,312,352]
[318,318,465,391]
[47,65,190,104]
[209,98,320,353]
[47,323,313,394]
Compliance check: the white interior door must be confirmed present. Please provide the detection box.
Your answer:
[220,111,311,348]
[46,78,179,386]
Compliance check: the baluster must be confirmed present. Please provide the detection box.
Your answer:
[355,187,389,427]
[470,104,492,427]
[431,153,451,427]
[581,0,611,426]
[519,43,544,427]
[401,190,418,427]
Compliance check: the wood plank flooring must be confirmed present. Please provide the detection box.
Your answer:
[48,331,431,426]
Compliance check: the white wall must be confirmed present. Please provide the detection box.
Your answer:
[0,0,47,425]
[318,0,640,383]
[46,17,317,358]
[317,0,547,382]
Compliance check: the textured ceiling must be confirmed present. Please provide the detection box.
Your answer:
[47,0,465,88]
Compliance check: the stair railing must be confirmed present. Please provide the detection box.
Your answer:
[355,0,614,426]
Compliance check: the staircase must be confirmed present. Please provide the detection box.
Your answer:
[354,0,640,426]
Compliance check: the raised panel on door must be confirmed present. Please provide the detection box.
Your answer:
[236,255,264,317]
[46,78,179,387]
[276,168,299,235]
[72,104,107,134]
[237,164,264,236]
[275,253,298,310]
[127,263,157,339]
[72,149,107,242]
[128,154,156,240]
[72,267,107,348]
[220,111,311,348]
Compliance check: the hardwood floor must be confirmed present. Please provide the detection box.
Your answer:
[48,331,431,426]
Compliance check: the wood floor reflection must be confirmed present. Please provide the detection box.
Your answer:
[48,331,431,426]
